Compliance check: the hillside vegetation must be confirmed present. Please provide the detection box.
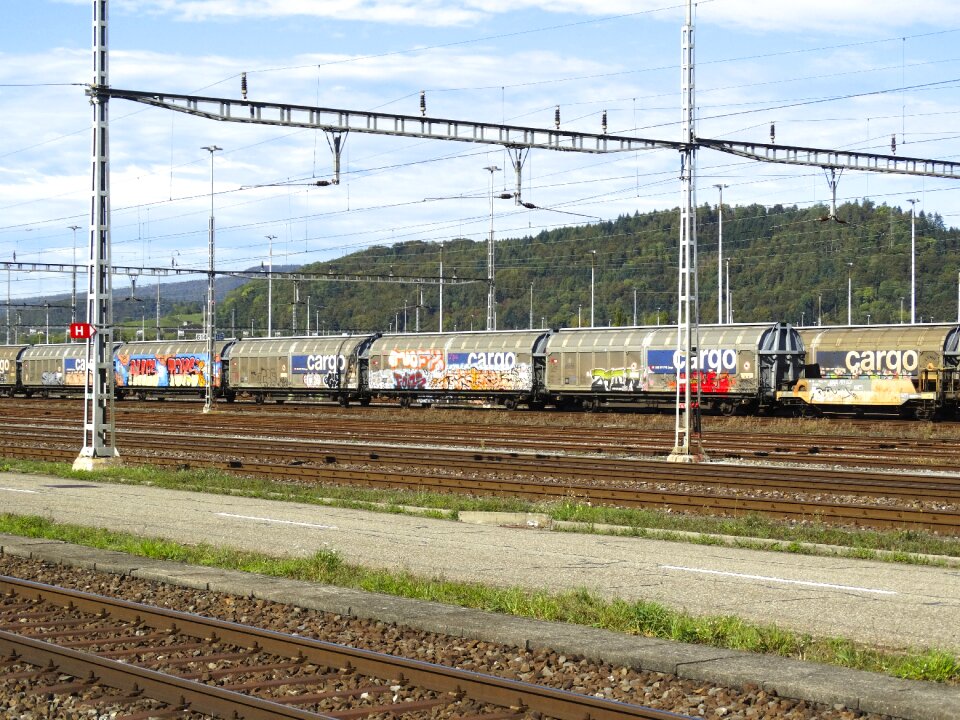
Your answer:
[220,199,960,335]
[10,200,958,342]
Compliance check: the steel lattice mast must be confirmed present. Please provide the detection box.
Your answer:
[74,0,119,470]
[669,0,704,463]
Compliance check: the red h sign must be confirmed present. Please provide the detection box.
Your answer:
[69,323,96,340]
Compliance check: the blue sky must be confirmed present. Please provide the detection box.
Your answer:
[3,0,960,314]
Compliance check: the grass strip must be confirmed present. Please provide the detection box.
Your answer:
[1,458,958,562]
[0,512,957,685]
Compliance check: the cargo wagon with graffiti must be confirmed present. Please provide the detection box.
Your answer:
[366,330,550,408]
[781,324,960,418]
[5,321,960,418]
[542,323,804,414]
[114,339,231,400]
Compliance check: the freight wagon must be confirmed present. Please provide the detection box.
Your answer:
[114,339,232,400]
[365,330,551,408]
[541,323,804,414]
[224,334,379,405]
[779,324,960,418]
[19,343,90,397]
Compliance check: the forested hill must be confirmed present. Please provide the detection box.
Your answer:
[219,200,960,335]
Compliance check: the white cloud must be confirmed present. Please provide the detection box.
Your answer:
[58,0,960,34]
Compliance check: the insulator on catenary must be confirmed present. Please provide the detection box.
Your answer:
[891,134,897,155]
[769,122,775,144]
[601,110,607,135]
[241,72,247,100]
[420,90,426,117]
[554,106,560,129]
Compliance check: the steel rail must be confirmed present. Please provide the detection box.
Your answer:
[4,400,960,472]
[1,441,955,532]
[0,629,328,719]
[1,576,689,720]
[1,422,957,501]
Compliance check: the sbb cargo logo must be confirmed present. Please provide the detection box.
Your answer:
[447,351,517,370]
[292,354,346,373]
[817,349,919,377]
[647,349,737,375]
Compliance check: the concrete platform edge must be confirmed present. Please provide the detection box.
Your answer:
[1,534,955,720]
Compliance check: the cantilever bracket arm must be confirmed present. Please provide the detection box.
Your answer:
[91,86,686,155]
[698,136,960,179]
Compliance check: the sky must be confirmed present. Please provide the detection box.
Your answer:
[3,0,960,317]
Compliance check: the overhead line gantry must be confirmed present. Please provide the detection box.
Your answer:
[94,87,960,180]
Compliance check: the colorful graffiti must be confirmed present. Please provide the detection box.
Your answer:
[370,348,532,391]
[666,371,735,394]
[115,352,220,388]
[63,357,89,386]
[38,357,89,387]
[638,347,738,395]
[590,366,646,392]
[786,376,922,406]
[388,348,445,373]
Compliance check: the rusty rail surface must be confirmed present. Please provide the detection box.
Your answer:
[1,401,959,532]
[4,399,960,471]
[0,575,688,720]
[2,439,957,532]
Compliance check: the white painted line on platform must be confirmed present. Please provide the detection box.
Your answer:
[659,565,896,595]
[216,513,337,530]
[0,487,39,494]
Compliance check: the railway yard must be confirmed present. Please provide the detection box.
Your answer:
[0,398,959,719]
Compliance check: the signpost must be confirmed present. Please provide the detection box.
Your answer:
[69,323,96,340]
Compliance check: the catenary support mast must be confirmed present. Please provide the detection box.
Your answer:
[669,0,704,463]
[74,0,119,470]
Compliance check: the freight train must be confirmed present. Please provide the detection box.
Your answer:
[1,322,959,418]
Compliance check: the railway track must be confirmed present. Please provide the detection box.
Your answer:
[8,399,960,471]
[2,400,959,532]
[0,575,686,720]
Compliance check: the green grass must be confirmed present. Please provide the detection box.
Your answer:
[0,512,957,684]
[1,457,958,563]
